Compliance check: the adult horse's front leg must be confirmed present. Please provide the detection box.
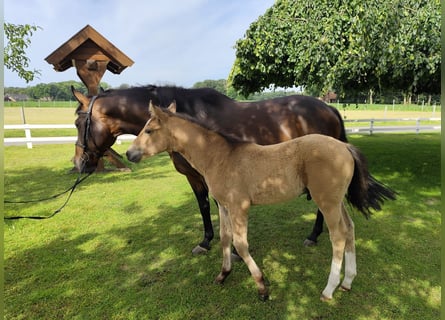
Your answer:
[170,153,214,254]
[186,175,214,254]
[304,209,324,246]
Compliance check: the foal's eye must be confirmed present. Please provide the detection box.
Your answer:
[144,129,152,134]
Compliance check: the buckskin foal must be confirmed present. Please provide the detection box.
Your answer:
[126,102,395,301]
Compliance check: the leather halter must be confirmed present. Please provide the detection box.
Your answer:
[75,95,103,157]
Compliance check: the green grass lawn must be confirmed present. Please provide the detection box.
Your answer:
[4,133,441,319]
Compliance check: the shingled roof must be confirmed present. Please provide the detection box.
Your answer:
[45,24,134,74]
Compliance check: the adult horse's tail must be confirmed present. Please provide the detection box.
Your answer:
[346,145,396,218]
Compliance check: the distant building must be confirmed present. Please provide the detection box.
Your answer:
[320,91,337,103]
[5,94,30,101]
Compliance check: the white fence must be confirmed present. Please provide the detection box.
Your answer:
[4,118,441,148]
[4,124,135,148]
[344,118,441,135]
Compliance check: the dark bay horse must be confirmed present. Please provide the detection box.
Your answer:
[71,85,348,253]
[126,102,395,300]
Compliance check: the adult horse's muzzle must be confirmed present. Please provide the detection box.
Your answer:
[126,147,143,163]
[73,146,102,173]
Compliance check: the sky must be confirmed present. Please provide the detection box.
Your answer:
[4,0,275,88]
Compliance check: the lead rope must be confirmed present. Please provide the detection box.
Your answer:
[4,170,93,220]
[4,96,99,220]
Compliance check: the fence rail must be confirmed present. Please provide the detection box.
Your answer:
[4,118,441,148]
[344,117,441,135]
[4,123,135,148]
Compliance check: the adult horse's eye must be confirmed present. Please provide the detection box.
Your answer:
[145,129,152,134]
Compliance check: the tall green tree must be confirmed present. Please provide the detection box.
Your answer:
[4,23,41,83]
[229,0,440,97]
[193,79,227,94]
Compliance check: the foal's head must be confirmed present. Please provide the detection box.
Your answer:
[126,101,176,163]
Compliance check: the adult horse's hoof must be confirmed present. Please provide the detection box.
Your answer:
[258,292,269,301]
[303,238,317,247]
[231,253,242,263]
[340,285,351,292]
[192,245,209,255]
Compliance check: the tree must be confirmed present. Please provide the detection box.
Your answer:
[229,0,440,98]
[4,22,41,83]
[193,79,227,94]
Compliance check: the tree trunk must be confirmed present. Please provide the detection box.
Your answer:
[403,92,412,105]
[368,89,374,105]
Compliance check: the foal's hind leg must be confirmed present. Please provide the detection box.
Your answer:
[318,204,349,301]
[339,203,356,291]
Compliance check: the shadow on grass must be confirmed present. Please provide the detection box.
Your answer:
[4,134,441,319]
[4,152,172,219]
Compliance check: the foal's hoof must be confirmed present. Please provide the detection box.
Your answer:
[340,285,351,292]
[214,275,226,285]
[303,238,317,247]
[192,245,209,255]
[320,294,332,302]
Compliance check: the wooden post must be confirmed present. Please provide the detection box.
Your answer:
[45,25,134,173]
[21,107,33,149]
[73,59,109,96]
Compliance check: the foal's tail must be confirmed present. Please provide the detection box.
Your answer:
[346,145,396,218]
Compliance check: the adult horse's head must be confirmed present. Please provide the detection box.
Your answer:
[72,87,117,173]
[71,86,159,172]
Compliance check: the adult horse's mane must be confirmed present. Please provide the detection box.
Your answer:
[76,84,235,118]
[162,106,250,145]
[102,85,232,104]
[77,84,244,143]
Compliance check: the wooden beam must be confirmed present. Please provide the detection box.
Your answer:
[73,59,109,95]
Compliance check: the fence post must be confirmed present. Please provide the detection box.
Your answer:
[370,119,374,135]
[21,107,33,149]
[416,118,420,134]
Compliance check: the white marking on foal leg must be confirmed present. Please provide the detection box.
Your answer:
[341,251,356,291]
[321,260,342,300]
[340,205,356,291]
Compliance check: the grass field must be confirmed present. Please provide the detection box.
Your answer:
[4,133,441,319]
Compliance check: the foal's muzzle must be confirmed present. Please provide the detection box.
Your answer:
[126,149,142,163]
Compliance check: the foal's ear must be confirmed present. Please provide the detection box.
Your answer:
[167,101,177,113]
[148,101,164,119]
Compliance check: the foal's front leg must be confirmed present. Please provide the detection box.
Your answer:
[215,205,233,283]
[230,207,269,301]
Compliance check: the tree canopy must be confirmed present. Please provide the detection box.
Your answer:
[4,23,42,83]
[229,0,440,97]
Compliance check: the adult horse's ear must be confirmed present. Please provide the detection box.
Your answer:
[167,101,177,113]
[71,86,89,108]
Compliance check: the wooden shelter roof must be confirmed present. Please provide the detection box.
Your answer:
[45,25,134,74]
